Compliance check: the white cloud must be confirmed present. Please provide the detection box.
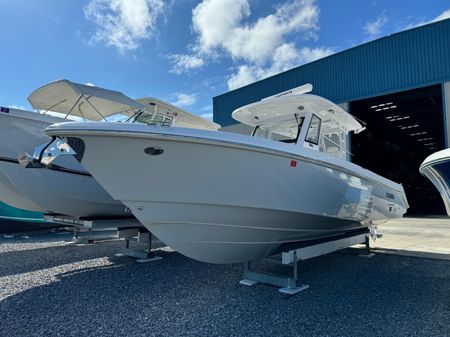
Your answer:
[192,0,250,57]
[8,104,26,110]
[170,0,331,90]
[169,54,205,74]
[191,0,319,64]
[227,65,258,91]
[432,8,450,22]
[171,0,332,91]
[400,8,450,31]
[364,13,388,39]
[171,93,197,107]
[84,0,165,53]
[200,112,213,120]
[227,44,333,90]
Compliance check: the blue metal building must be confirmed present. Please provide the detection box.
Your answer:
[213,18,450,214]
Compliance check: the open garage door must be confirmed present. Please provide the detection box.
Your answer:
[350,84,446,215]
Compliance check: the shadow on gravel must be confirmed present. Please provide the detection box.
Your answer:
[0,219,63,234]
[1,249,450,337]
[0,240,126,277]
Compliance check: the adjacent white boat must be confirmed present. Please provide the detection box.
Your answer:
[44,86,408,263]
[0,107,94,214]
[419,149,450,216]
[0,79,219,218]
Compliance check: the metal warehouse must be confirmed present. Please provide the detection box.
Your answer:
[213,18,450,216]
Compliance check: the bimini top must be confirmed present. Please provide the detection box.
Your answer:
[232,93,364,137]
[137,97,221,131]
[28,79,144,121]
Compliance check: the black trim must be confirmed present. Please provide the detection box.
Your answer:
[305,114,321,145]
[0,156,92,177]
[45,213,137,221]
[0,156,19,164]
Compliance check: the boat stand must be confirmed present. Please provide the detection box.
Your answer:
[240,253,309,295]
[115,228,163,263]
[44,214,162,262]
[240,230,372,295]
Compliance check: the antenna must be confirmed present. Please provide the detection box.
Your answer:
[261,83,313,101]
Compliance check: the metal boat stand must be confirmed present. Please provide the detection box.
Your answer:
[240,254,309,295]
[240,229,374,295]
[44,214,142,244]
[115,228,163,263]
[44,214,162,262]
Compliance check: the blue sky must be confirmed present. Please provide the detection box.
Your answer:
[0,0,449,121]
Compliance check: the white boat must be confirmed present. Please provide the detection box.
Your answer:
[0,79,219,218]
[419,149,450,216]
[43,85,409,263]
[0,106,105,215]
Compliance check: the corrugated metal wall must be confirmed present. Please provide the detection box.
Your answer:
[214,19,450,127]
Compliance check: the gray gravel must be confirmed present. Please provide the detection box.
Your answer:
[1,231,449,337]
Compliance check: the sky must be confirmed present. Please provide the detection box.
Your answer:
[0,0,449,121]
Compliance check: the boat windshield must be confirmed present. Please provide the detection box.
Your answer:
[251,111,350,159]
[134,113,173,126]
[104,112,173,126]
[251,114,304,143]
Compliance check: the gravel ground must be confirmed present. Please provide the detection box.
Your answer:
[0,231,449,337]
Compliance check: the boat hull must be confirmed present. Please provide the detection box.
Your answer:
[127,201,366,263]
[0,109,126,217]
[0,167,45,212]
[47,124,408,263]
[0,160,126,218]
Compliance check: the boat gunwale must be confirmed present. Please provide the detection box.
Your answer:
[46,126,408,205]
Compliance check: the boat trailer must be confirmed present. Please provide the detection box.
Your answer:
[240,228,380,295]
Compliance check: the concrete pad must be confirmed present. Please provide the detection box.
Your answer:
[370,217,450,260]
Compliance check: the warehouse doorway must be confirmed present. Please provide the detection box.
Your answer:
[350,85,446,215]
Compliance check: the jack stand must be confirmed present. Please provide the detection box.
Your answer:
[240,254,309,295]
[44,214,146,246]
[359,226,382,257]
[115,228,162,263]
[69,227,93,245]
[68,228,118,245]
[71,227,82,243]
[358,235,375,258]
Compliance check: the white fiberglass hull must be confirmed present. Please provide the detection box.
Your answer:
[0,108,126,217]
[0,160,126,218]
[420,149,450,216]
[0,167,44,212]
[47,123,408,263]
